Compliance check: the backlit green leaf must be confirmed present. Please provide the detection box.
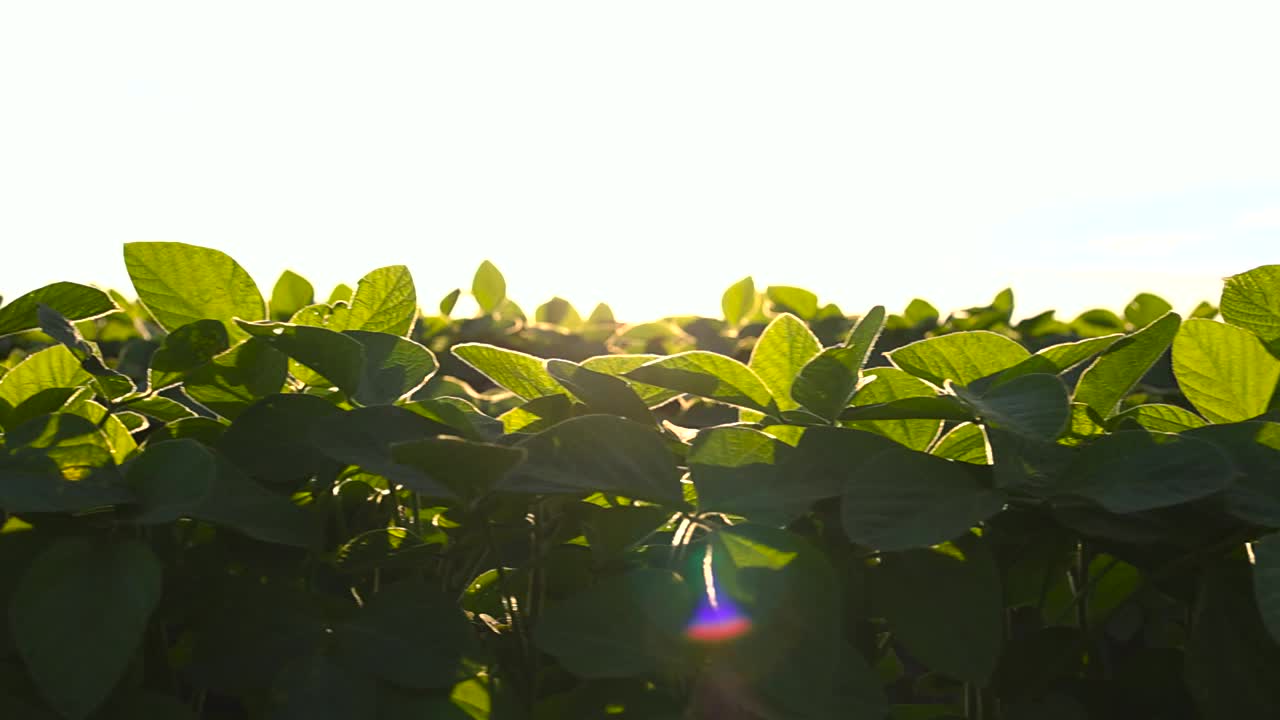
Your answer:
[346,265,417,337]
[887,331,1031,387]
[236,320,365,397]
[472,260,506,315]
[1074,312,1180,418]
[1220,264,1280,352]
[0,282,117,339]
[749,313,821,412]
[123,242,265,336]
[626,351,774,413]
[452,343,567,401]
[269,270,315,321]
[1173,318,1280,423]
[722,276,755,326]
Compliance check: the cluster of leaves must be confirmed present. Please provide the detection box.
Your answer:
[1,243,1279,720]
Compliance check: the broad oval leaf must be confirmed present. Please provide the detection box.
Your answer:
[843,444,1004,551]
[123,242,264,336]
[1058,430,1233,513]
[1173,318,1280,423]
[218,394,345,486]
[10,538,162,720]
[471,260,506,315]
[843,367,944,450]
[887,331,1031,387]
[499,415,684,505]
[183,338,288,420]
[547,359,652,422]
[626,351,774,414]
[346,265,418,337]
[148,319,231,390]
[958,373,1070,442]
[1220,264,1280,351]
[874,534,1003,684]
[721,276,755,326]
[125,438,217,523]
[452,343,567,401]
[236,320,366,396]
[749,313,821,413]
[0,345,93,409]
[1074,312,1180,418]
[0,282,117,339]
[345,330,437,405]
[269,270,315,321]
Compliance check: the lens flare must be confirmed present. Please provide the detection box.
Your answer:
[684,544,752,643]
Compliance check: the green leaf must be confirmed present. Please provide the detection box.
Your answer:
[766,285,818,320]
[346,265,418,337]
[1220,264,1280,352]
[1071,308,1126,338]
[345,330,436,405]
[995,334,1123,384]
[123,242,265,336]
[902,298,940,328]
[791,346,863,421]
[581,354,679,406]
[0,449,133,513]
[839,395,973,422]
[311,405,459,497]
[587,302,615,325]
[498,394,576,434]
[533,569,694,678]
[11,538,162,720]
[269,270,315,321]
[327,283,354,305]
[392,436,525,505]
[1185,564,1280,720]
[1124,292,1173,328]
[749,314,821,413]
[535,297,583,329]
[625,351,774,413]
[956,373,1070,442]
[183,338,288,420]
[36,304,135,400]
[125,439,217,523]
[0,345,94,409]
[452,343,567,401]
[194,453,320,547]
[887,331,1031,387]
[930,422,991,464]
[844,305,887,367]
[1184,422,1280,527]
[1074,312,1180,418]
[547,359,652,422]
[0,282,118,339]
[438,288,461,316]
[1058,430,1233,513]
[500,415,684,505]
[875,534,1003,684]
[1254,534,1280,646]
[1173,318,1280,423]
[722,276,755,326]
[844,367,944,450]
[334,582,471,690]
[842,444,1004,551]
[1110,403,1207,433]
[236,320,366,396]
[218,394,345,485]
[472,260,506,315]
[122,395,197,424]
[148,319,231,390]
[690,426,814,525]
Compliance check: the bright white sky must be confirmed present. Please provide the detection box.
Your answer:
[2,3,1278,323]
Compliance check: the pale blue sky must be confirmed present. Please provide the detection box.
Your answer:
[2,2,1277,322]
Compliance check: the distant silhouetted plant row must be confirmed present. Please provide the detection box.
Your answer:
[1,242,1278,719]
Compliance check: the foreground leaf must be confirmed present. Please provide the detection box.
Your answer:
[452,343,567,401]
[11,538,162,720]
[887,331,1030,387]
[346,265,418,337]
[0,282,117,339]
[123,242,264,336]
[1173,318,1280,423]
[626,351,774,413]
[1220,264,1280,352]
[749,314,821,412]
[499,415,684,505]
[1074,312,1180,418]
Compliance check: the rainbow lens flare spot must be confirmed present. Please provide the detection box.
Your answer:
[684,595,752,643]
